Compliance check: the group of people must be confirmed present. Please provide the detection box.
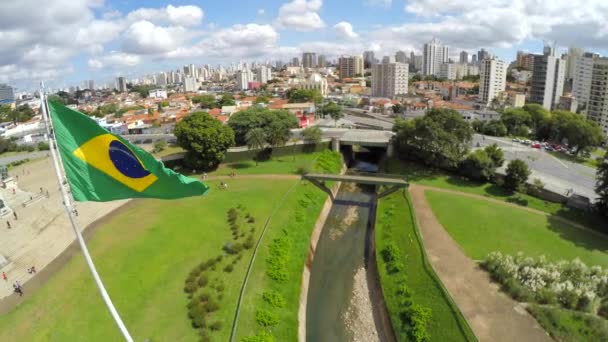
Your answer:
[2,266,35,297]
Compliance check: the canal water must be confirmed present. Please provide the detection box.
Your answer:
[306,152,383,342]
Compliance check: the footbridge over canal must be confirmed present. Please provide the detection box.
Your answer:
[302,173,408,200]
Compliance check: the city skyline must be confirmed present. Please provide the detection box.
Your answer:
[3,0,608,91]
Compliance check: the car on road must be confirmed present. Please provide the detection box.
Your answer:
[512,138,520,143]
[531,143,541,149]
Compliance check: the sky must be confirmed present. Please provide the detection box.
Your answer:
[2,0,608,91]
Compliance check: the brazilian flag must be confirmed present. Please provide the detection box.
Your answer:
[48,101,209,202]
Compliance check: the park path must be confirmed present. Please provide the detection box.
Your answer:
[408,184,552,342]
[206,174,300,181]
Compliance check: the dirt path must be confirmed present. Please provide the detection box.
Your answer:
[408,184,551,342]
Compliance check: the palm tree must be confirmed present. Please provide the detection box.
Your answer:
[245,128,267,166]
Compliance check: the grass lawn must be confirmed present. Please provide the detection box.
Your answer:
[548,150,603,169]
[375,191,476,342]
[153,145,185,157]
[425,191,608,267]
[235,151,342,341]
[210,152,324,177]
[527,305,608,342]
[0,179,297,342]
[383,158,608,234]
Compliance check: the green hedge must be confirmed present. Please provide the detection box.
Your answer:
[223,142,331,163]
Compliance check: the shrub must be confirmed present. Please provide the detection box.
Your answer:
[598,300,608,319]
[224,264,234,273]
[198,275,209,287]
[504,159,530,191]
[242,332,275,342]
[381,242,401,263]
[248,217,255,223]
[184,282,198,294]
[244,236,255,249]
[209,321,223,331]
[204,300,220,313]
[262,291,286,308]
[215,284,225,292]
[266,237,292,281]
[37,141,50,151]
[256,309,279,327]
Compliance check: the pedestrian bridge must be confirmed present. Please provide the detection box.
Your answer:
[302,173,408,199]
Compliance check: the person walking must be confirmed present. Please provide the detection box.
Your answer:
[6,221,11,229]
[2,272,7,281]
[13,211,17,220]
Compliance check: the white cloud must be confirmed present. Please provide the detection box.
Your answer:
[258,8,265,15]
[364,0,392,8]
[88,52,142,69]
[126,4,204,27]
[275,0,325,31]
[122,20,189,54]
[334,22,359,39]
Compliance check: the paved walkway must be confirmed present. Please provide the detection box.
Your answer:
[409,184,551,342]
[0,157,126,300]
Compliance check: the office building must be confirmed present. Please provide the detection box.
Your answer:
[472,55,478,64]
[395,51,408,64]
[423,38,449,76]
[460,51,469,64]
[0,84,14,103]
[156,72,167,86]
[382,56,396,64]
[116,77,127,93]
[413,55,423,72]
[87,80,95,90]
[478,49,490,63]
[479,58,507,105]
[184,77,197,92]
[256,66,272,83]
[372,59,408,98]
[572,52,598,112]
[338,55,364,79]
[317,55,327,68]
[529,47,566,110]
[291,57,300,67]
[588,57,608,136]
[236,69,254,90]
[516,51,535,70]
[364,51,376,68]
[302,52,317,69]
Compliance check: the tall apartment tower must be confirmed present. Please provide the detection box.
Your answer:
[363,51,376,68]
[566,47,584,81]
[572,52,598,112]
[236,69,254,90]
[460,51,469,64]
[256,65,272,83]
[423,38,449,76]
[372,58,409,98]
[317,55,327,68]
[477,49,490,62]
[395,51,408,64]
[338,56,364,79]
[587,57,608,136]
[479,58,507,105]
[116,77,127,92]
[529,48,566,110]
[302,52,317,69]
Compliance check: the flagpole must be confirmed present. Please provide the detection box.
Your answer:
[39,87,135,342]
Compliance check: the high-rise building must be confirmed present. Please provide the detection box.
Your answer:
[116,77,127,92]
[566,47,584,81]
[291,57,300,67]
[317,55,327,68]
[372,59,409,98]
[472,55,478,64]
[423,38,449,76]
[236,69,254,90]
[479,58,507,105]
[382,56,396,64]
[477,48,490,62]
[439,63,467,80]
[302,52,317,69]
[395,51,408,64]
[156,72,167,86]
[588,57,608,136]
[413,55,423,72]
[459,51,469,64]
[516,51,535,70]
[338,55,364,79]
[256,66,272,83]
[184,77,197,92]
[572,52,598,113]
[0,84,14,103]
[364,51,376,68]
[529,48,566,110]
[87,80,95,90]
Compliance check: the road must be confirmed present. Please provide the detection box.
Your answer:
[473,134,598,199]
[0,151,49,166]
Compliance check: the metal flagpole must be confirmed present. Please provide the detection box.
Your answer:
[39,86,134,342]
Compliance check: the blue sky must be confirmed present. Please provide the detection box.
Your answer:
[2,0,608,91]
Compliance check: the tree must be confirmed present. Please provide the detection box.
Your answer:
[255,96,270,104]
[484,144,505,168]
[267,121,290,148]
[157,103,163,113]
[218,94,235,107]
[460,150,495,181]
[228,107,299,146]
[549,111,604,155]
[392,103,404,114]
[286,88,322,103]
[174,112,235,170]
[301,126,322,146]
[153,139,167,153]
[393,108,474,169]
[482,120,507,137]
[148,108,154,116]
[322,102,343,126]
[501,108,532,135]
[596,152,608,217]
[192,95,218,109]
[245,128,267,166]
[504,159,530,191]
[522,104,550,133]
